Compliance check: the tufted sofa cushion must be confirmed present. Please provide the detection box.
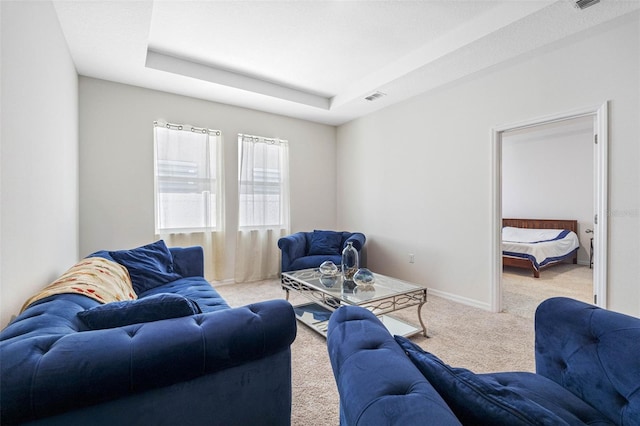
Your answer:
[140,277,229,313]
[1,293,100,341]
[535,297,640,425]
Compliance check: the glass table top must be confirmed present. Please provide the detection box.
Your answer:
[282,268,425,306]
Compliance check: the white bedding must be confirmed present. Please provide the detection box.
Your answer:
[502,227,579,270]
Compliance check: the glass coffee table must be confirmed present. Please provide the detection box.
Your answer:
[281,268,427,338]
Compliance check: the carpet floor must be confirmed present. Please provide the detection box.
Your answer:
[503,263,593,319]
[215,264,592,426]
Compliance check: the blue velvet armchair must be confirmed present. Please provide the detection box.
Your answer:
[327,297,640,425]
[278,230,366,273]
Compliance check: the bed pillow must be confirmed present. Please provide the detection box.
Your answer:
[78,293,201,330]
[394,336,568,426]
[308,230,343,255]
[110,240,183,295]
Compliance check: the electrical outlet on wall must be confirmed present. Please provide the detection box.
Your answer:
[409,253,415,263]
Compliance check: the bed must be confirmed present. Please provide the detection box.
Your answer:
[502,218,579,278]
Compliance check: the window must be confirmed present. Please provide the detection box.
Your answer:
[153,121,222,233]
[238,134,289,228]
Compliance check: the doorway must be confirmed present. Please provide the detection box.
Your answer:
[490,103,608,313]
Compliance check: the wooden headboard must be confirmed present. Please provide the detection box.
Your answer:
[502,218,578,233]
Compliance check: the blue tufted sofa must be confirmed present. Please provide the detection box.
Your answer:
[278,230,366,272]
[0,244,297,425]
[327,297,640,426]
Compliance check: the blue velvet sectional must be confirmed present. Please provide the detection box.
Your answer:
[278,230,366,272]
[327,297,640,426]
[0,242,297,425]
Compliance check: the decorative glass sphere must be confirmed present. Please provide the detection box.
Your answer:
[353,268,375,287]
[319,260,339,276]
[319,274,338,288]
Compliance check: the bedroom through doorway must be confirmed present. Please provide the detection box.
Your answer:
[501,117,594,318]
[491,103,609,316]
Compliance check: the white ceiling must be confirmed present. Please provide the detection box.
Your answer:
[52,0,640,126]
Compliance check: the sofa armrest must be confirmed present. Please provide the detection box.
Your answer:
[170,246,204,277]
[535,297,640,424]
[344,232,366,252]
[327,306,461,426]
[278,232,308,272]
[1,299,296,424]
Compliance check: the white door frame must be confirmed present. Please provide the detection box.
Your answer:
[490,102,608,312]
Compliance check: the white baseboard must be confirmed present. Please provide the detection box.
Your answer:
[210,279,236,287]
[427,288,491,311]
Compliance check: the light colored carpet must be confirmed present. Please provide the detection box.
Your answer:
[503,263,593,319]
[215,264,592,426]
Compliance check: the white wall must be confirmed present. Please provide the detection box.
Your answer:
[79,77,336,282]
[337,13,640,316]
[502,117,594,264]
[1,0,79,326]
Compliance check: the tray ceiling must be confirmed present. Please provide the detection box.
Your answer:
[52,0,640,125]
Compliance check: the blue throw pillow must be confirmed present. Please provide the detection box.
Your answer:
[308,230,343,255]
[110,240,182,295]
[394,336,568,426]
[77,293,201,330]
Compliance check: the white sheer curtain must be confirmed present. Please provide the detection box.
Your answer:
[235,134,290,282]
[153,121,225,281]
